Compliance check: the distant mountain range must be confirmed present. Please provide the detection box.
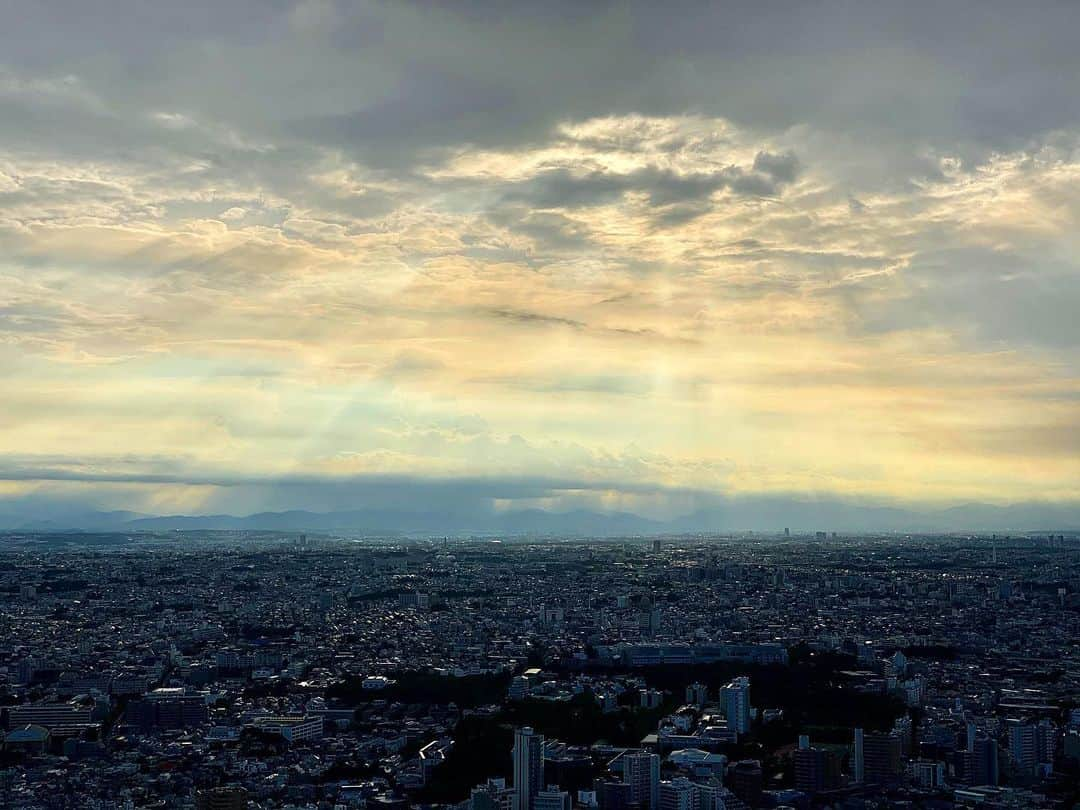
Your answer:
[2,498,1078,535]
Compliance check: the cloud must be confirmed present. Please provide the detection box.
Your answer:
[497,159,797,213]
[752,150,800,183]
[0,2,1078,518]
[865,245,1080,350]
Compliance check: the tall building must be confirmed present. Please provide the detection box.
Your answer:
[1007,719,1034,772]
[623,751,660,810]
[1036,719,1059,766]
[514,727,545,810]
[685,683,709,707]
[1006,718,1045,772]
[793,740,841,794]
[960,732,999,787]
[860,731,902,786]
[720,677,751,735]
[853,728,864,783]
[639,607,661,638]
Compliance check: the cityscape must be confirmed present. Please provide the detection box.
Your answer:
[1,529,1079,808]
[3,2,1080,808]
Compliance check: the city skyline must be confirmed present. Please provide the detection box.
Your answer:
[2,1,1079,524]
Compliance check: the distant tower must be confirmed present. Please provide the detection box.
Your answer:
[513,727,544,810]
[720,677,751,735]
[623,751,660,810]
[853,727,865,783]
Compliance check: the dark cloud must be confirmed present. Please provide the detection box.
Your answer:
[752,150,800,183]
[3,2,1079,183]
[500,162,793,213]
[496,209,595,252]
[297,67,521,168]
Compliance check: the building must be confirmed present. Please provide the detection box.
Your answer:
[472,778,516,810]
[16,659,36,685]
[668,748,726,777]
[959,731,999,787]
[3,724,50,754]
[727,760,762,807]
[399,591,431,609]
[658,778,697,810]
[420,738,454,782]
[509,676,530,701]
[249,715,323,743]
[639,689,663,710]
[125,688,209,731]
[539,605,565,627]
[623,751,660,810]
[690,780,726,810]
[534,788,571,810]
[514,726,544,810]
[639,608,661,638]
[7,702,93,730]
[793,739,841,794]
[685,683,708,707]
[913,760,946,789]
[1035,719,1058,766]
[859,730,902,786]
[853,728,864,783]
[719,677,750,736]
[596,779,633,810]
[1007,719,1036,772]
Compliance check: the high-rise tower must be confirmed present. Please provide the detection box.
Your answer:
[513,727,544,810]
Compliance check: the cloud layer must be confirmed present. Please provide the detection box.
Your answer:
[1,1,1078,520]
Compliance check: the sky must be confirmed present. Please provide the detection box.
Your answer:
[1,0,1079,521]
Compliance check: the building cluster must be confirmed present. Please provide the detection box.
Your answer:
[0,530,1078,807]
